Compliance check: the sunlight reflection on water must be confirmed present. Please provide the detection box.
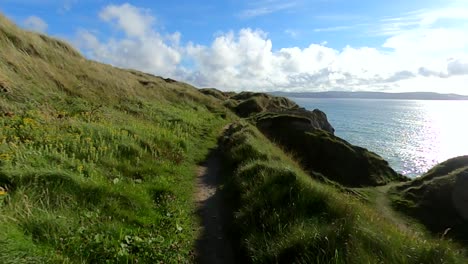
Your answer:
[292,98,468,178]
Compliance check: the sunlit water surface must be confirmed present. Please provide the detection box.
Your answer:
[292,98,468,177]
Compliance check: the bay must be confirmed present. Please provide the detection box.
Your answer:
[291,98,468,177]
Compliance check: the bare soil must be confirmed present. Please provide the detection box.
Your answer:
[194,148,235,264]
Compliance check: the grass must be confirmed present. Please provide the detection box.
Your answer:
[1,12,467,263]
[0,14,232,263]
[389,156,468,244]
[221,122,467,263]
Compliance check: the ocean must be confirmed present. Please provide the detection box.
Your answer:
[291,98,468,177]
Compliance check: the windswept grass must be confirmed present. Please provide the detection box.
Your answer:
[0,14,231,263]
[221,122,467,263]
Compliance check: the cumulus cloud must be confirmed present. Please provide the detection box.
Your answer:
[448,59,468,76]
[23,16,48,33]
[75,3,468,93]
[99,4,155,38]
[76,3,181,77]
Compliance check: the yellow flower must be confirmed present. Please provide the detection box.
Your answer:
[23,117,36,126]
[0,153,12,161]
[0,191,6,196]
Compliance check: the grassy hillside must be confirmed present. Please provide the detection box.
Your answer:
[1,13,467,264]
[390,156,468,243]
[0,14,231,263]
[221,122,467,263]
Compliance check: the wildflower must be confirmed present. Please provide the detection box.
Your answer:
[0,187,6,196]
[23,117,36,126]
[0,153,12,161]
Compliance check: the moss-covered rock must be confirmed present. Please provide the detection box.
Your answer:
[256,109,335,134]
[390,156,468,242]
[199,89,300,117]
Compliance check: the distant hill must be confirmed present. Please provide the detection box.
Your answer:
[270,91,468,100]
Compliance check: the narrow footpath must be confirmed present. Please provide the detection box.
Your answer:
[375,184,412,233]
[194,148,235,264]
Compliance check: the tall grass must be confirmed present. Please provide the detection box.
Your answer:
[221,122,466,263]
[0,13,231,263]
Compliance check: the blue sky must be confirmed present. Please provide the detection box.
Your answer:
[2,0,468,94]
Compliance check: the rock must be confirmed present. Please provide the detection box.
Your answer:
[234,98,266,117]
[258,124,404,187]
[256,110,335,135]
[391,156,468,242]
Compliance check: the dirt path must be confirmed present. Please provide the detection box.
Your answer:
[375,184,411,233]
[194,148,235,264]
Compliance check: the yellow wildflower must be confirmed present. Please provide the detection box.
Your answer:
[23,117,36,126]
[0,153,12,161]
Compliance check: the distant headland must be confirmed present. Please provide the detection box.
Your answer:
[271,91,468,100]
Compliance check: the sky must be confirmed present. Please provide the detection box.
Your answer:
[2,0,468,94]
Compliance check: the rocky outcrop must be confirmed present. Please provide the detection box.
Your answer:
[199,89,300,117]
[257,125,404,187]
[390,156,468,242]
[199,88,334,132]
[256,109,335,134]
[201,88,404,186]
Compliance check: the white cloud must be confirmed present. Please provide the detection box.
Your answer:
[238,1,297,18]
[99,3,155,38]
[76,3,181,77]
[23,15,48,33]
[284,29,298,38]
[448,59,468,76]
[59,0,78,13]
[313,26,353,32]
[75,4,468,94]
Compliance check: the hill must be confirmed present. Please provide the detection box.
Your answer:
[390,156,468,243]
[1,13,467,264]
[0,14,231,263]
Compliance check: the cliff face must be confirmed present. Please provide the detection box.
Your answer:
[202,88,404,187]
[390,156,468,242]
[257,123,404,187]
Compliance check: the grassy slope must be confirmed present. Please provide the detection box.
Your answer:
[222,122,467,263]
[1,13,467,264]
[389,156,468,242]
[0,15,231,263]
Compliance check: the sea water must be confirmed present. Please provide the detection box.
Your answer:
[291,98,468,177]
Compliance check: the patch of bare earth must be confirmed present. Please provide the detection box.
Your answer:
[194,148,235,264]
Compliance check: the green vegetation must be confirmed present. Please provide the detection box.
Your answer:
[200,89,299,117]
[221,122,466,263]
[257,124,406,186]
[0,14,230,263]
[1,12,467,264]
[390,156,468,243]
